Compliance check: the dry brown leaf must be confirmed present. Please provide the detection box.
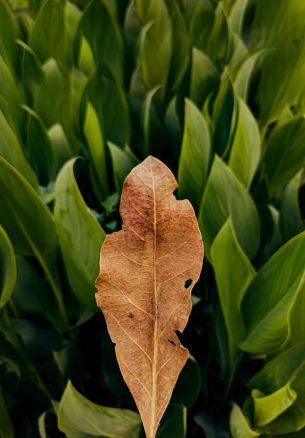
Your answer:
[95,156,204,438]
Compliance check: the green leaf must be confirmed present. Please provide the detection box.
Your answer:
[172,356,201,409]
[0,110,38,188]
[79,0,123,84]
[262,116,305,194]
[280,172,304,242]
[0,0,20,68]
[85,64,130,148]
[211,219,255,365]
[0,54,23,130]
[58,380,141,438]
[108,142,139,191]
[23,106,56,185]
[156,404,186,438]
[48,123,73,171]
[29,0,66,63]
[198,156,260,260]
[257,40,305,126]
[83,102,109,200]
[248,342,305,434]
[13,256,57,324]
[0,226,16,309]
[230,403,260,438]
[212,74,237,156]
[178,99,211,211]
[229,0,249,35]
[0,156,67,327]
[78,36,95,76]
[65,2,82,67]
[285,279,305,349]
[139,1,172,97]
[0,384,14,438]
[234,52,263,101]
[251,385,297,428]
[228,98,260,188]
[240,231,305,354]
[190,48,219,109]
[54,158,106,310]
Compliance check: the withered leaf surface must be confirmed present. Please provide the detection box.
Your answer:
[95,156,204,438]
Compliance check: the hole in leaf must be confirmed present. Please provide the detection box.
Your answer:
[128,313,134,319]
[168,339,176,346]
[184,278,193,288]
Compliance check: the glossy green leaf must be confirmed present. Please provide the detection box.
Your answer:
[228,98,260,188]
[78,36,95,76]
[199,156,260,260]
[280,172,304,242]
[241,231,305,354]
[108,142,139,191]
[58,380,141,438]
[0,110,38,188]
[190,48,219,109]
[0,226,16,309]
[48,123,73,170]
[54,158,106,310]
[212,74,237,156]
[252,385,297,428]
[230,403,260,438]
[229,0,249,35]
[83,102,109,200]
[23,106,55,185]
[29,0,66,63]
[178,99,211,211]
[285,279,305,349]
[79,0,123,84]
[211,219,255,364]
[263,116,305,193]
[0,384,14,438]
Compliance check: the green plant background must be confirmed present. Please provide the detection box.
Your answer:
[0,0,305,437]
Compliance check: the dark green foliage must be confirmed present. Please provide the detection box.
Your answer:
[0,0,304,437]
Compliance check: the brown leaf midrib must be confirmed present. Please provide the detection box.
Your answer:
[150,158,158,438]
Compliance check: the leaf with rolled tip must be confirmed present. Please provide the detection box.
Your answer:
[55,158,105,310]
[95,156,204,438]
[280,172,304,242]
[212,74,237,156]
[230,403,260,438]
[211,219,255,367]
[0,384,14,438]
[248,342,305,434]
[240,231,305,354]
[178,99,211,212]
[198,156,260,260]
[251,385,297,428]
[0,226,16,310]
[108,142,139,191]
[190,48,219,109]
[0,110,38,189]
[78,0,123,84]
[263,116,305,194]
[83,102,109,201]
[228,98,260,188]
[23,106,55,185]
[58,380,141,438]
[0,0,20,68]
[29,0,66,63]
